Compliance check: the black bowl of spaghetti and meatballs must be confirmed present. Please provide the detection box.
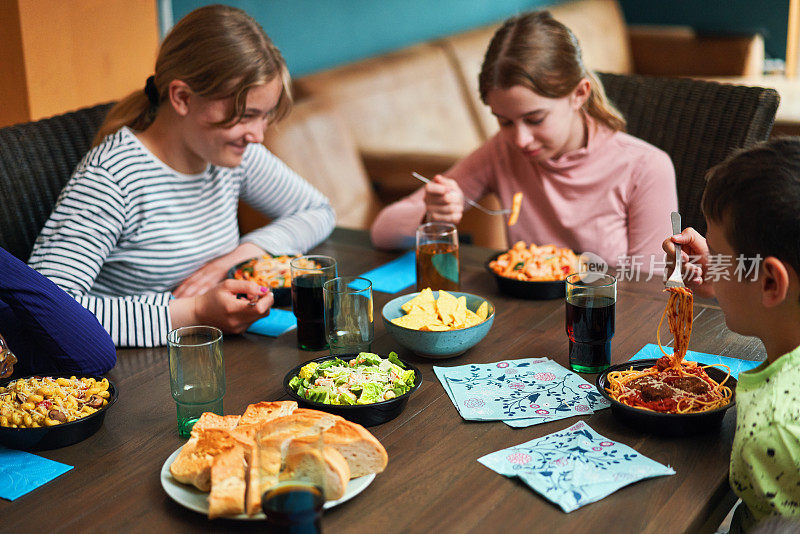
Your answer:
[596,358,737,436]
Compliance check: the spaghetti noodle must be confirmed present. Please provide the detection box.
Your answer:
[605,286,733,414]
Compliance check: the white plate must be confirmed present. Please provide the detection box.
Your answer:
[160,446,375,520]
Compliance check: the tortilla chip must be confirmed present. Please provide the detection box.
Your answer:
[391,314,426,330]
[463,309,482,328]
[421,323,450,332]
[476,301,489,320]
[435,291,458,325]
[401,288,435,313]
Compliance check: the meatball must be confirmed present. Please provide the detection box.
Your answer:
[639,382,674,402]
[669,376,710,395]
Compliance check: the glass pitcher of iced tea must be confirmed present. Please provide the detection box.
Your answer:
[415,222,459,291]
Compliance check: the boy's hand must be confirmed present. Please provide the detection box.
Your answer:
[423,175,464,225]
[662,228,715,298]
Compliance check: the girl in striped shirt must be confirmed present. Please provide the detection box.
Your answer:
[28,5,335,347]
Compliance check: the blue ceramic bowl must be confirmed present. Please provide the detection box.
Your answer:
[382,291,494,359]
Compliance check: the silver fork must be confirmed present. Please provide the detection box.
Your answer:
[411,172,511,216]
[665,211,685,288]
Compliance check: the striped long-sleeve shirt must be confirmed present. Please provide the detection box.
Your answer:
[28,127,335,348]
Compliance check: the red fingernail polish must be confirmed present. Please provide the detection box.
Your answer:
[260,286,268,293]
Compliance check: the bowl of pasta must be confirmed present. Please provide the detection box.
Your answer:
[0,374,118,450]
[596,359,736,436]
[485,242,583,300]
[228,254,314,307]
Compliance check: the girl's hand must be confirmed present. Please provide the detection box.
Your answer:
[170,279,274,333]
[173,242,266,298]
[662,227,715,298]
[423,175,464,225]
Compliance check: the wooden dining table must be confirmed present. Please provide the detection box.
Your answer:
[1,228,766,533]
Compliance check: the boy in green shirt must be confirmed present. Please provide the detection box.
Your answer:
[664,137,800,532]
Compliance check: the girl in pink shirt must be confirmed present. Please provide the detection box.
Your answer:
[370,11,676,269]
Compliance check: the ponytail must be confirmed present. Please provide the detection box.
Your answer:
[92,87,158,146]
[584,72,626,132]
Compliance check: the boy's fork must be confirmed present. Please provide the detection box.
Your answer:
[665,211,685,288]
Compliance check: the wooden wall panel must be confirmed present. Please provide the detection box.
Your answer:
[0,0,159,127]
[0,0,30,127]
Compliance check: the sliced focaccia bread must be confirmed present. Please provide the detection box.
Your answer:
[208,444,247,519]
[282,441,350,501]
[170,429,240,491]
[190,412,241,434]
[252,410,341,443]
[246,437,284,514]
[238,401,297,426]
[322,420,388,478]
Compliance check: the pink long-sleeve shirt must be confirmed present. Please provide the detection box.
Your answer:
[370,121,677,269]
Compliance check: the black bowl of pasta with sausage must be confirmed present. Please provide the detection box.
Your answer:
[596,359,737,436]
[0,374,118,450]
[227,255,307,308]
[485,244,584,301]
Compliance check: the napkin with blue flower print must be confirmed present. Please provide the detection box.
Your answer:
[478,421,675,512]
[434,358,609,427]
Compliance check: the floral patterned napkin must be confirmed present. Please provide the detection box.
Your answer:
[434,358,609,427]
[478,421,675,512]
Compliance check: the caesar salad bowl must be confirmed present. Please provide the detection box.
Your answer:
[283,352,422,427]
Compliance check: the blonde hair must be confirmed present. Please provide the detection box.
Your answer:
[93,4,292,146]
[478,11,625,132]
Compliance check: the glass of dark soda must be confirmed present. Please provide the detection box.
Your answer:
[565,272,616,373]
[291,255,337,351]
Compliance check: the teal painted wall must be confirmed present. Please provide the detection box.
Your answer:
[169,0,790,75]
[170,0,555,76]
[620,0,789,61]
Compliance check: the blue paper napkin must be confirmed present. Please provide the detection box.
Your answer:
[434,358,609,427]
[358,251,416,294]
[246,308,297,337]
[0,446,73,501]
[478,421,675,512]
[630,343,762,379]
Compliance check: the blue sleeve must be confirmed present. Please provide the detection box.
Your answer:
[0,248,116,375]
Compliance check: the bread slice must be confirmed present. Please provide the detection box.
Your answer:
[246,437,284,514]
[254,411,341,443]
[208,444,247,519]
[238,401,297,426]
[191,412,241,434]
[282,441,350,501]
[170,429,240,491]
[291,408,345,421]
[321,420,388,478]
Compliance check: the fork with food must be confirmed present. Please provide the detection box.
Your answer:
[411,172,522,226]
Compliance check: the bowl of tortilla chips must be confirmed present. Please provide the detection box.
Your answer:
[381,288,494,359]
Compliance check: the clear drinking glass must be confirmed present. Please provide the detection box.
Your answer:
[167,326,225,438]
[0,333,17,378]
[415,222,459,291]
[565,273,617,373]
[324,276,373,356]
[291,256,338,351]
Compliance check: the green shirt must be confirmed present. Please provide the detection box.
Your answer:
[730,345,800,529]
